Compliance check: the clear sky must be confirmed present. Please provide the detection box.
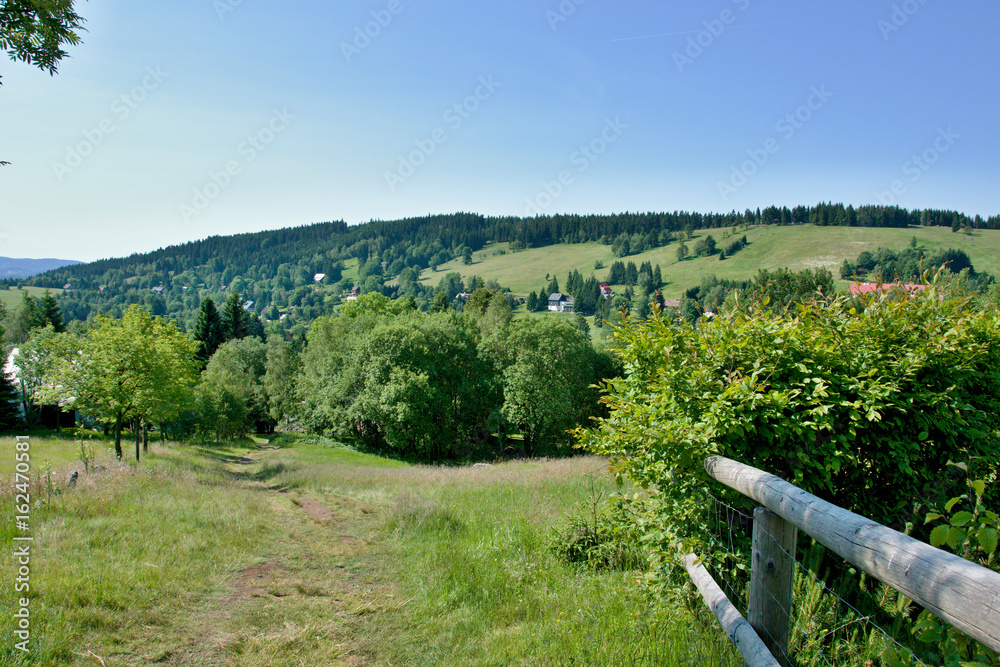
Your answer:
[1,0,998,262]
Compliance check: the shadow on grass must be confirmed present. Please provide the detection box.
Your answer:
[148,440,262,485]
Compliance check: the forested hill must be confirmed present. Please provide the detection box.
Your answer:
[7,203,997,331]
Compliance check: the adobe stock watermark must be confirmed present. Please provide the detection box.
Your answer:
[546,0,587,31]
[524,117,628,216]
[51,66,167,182]
[214,0,243,21]
[12,436,32,655]
[717,85,834,203]
[384,75,502,192]
[673,0,752,74]
[878,0,932,41]
[178,108,294,223]
[341,0,410,63]
[875,127,959,206]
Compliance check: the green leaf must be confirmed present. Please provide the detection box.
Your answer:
[929,524,950,548]
[917,624,944,643]
[977,527,998,555]
[948,526,967,549]
[945,496,965,512]
[918,430,929,441]
[951,511,974,527]
[970,480,986,498]
[924,512,943,524]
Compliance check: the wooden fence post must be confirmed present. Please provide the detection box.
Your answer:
[749,508,797,667]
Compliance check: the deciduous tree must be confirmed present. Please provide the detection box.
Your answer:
[196,337,269,440]
[43,306,198,459]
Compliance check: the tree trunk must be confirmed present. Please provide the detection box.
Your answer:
[134,417,141,462]
[114,413,123,459]
[159,422,166,443]
[142,420,149,453]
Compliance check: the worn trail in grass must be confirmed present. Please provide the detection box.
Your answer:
[0,436,737,666]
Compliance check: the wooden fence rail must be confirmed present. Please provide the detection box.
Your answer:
[685,455,1000,666]
[683,552,781,667]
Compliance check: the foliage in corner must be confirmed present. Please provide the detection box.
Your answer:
[579,276,1000,581]
[914,464,1000,667]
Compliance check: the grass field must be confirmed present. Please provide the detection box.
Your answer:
[0,286,64,311]
[0,434,114,479]
[419,225,1000,300]
[0,433,737,666]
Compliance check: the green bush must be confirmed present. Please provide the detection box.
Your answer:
[581,278,1000,570]
[549,490,646,572]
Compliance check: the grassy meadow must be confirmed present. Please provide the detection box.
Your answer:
[419,225,1000,299]
[0,286,65,312]
[0,433,737,666]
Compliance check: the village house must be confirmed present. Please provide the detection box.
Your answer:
[547,293,575,313]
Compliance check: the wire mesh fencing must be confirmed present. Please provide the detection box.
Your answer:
[704,494,930,666]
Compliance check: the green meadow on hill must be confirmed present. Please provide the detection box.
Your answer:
[0,286,63,312]
[420,225,1000,298]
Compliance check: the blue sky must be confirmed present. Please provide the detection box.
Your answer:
[1,0,997,262]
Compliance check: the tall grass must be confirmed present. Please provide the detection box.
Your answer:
[0,438,272,664]
[0,435,739,665]
[358,456,738,665]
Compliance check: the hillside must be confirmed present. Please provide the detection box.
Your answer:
[6,204,997,331]
[0,285,59,311]
[424,225,1000,299]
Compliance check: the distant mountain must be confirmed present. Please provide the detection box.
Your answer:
[0,257,83,279]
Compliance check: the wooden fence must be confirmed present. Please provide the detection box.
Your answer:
[682,455,1000,667]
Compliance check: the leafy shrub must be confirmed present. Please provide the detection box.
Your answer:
[580,277,1000,574]
[914,464,1000,666]
[549,489,646,571]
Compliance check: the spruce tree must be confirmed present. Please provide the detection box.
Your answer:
[430,290,451,313]
[248,315,265,342]
[0,368,21,431]
[193,297,225,363]
[526,291,538,312]
[36,290,65,332]
[625,262,639,286]
[6,292,40,344]
[222,292,251,342]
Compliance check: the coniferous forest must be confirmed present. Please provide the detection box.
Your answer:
[4,204,997,331]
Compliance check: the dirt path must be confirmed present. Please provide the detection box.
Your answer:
[146,445,392,667]
[294,496,335,522]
